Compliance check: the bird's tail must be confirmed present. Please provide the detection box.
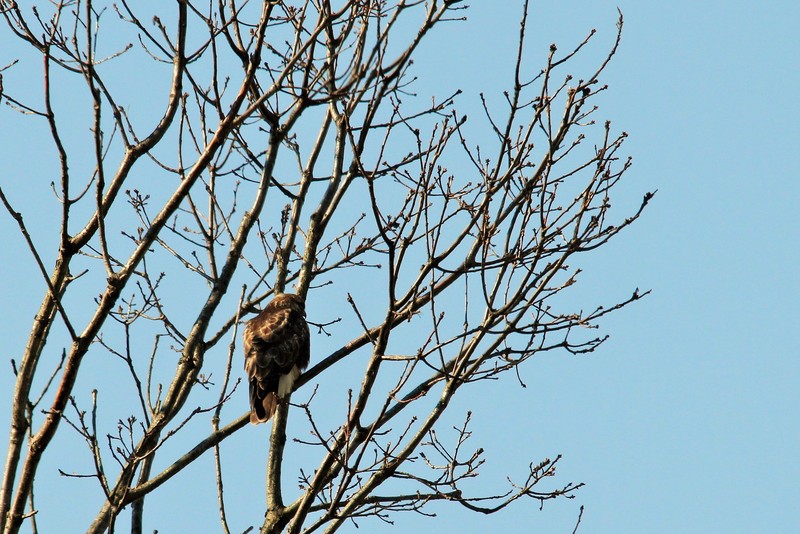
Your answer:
[249,385,278,424]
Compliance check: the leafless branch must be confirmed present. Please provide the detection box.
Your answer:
[0,2,648,533]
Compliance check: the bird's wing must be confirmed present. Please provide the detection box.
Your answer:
[244,307,310,378]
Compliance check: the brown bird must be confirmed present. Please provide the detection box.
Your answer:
[243,293,310,424]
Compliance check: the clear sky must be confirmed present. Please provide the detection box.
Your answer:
[389,2,800,532]
[1,1,798,533]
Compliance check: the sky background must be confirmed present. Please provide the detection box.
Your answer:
[395,1,800,532]
[1,1,798,533]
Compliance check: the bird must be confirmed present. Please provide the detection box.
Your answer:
[243,293,310,424]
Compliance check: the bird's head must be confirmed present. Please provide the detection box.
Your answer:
[265,293,306,316]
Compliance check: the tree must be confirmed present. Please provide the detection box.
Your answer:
[0,1,652,532]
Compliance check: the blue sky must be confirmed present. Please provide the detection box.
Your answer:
[386,2,800,533]
[1,1,798,533]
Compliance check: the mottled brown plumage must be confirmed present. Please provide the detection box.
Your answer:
[243,293,310,424]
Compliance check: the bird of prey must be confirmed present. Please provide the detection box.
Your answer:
[243,293,310,424]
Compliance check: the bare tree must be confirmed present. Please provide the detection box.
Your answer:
[0,1,651,533]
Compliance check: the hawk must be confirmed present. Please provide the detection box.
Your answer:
[243,293,310,424]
